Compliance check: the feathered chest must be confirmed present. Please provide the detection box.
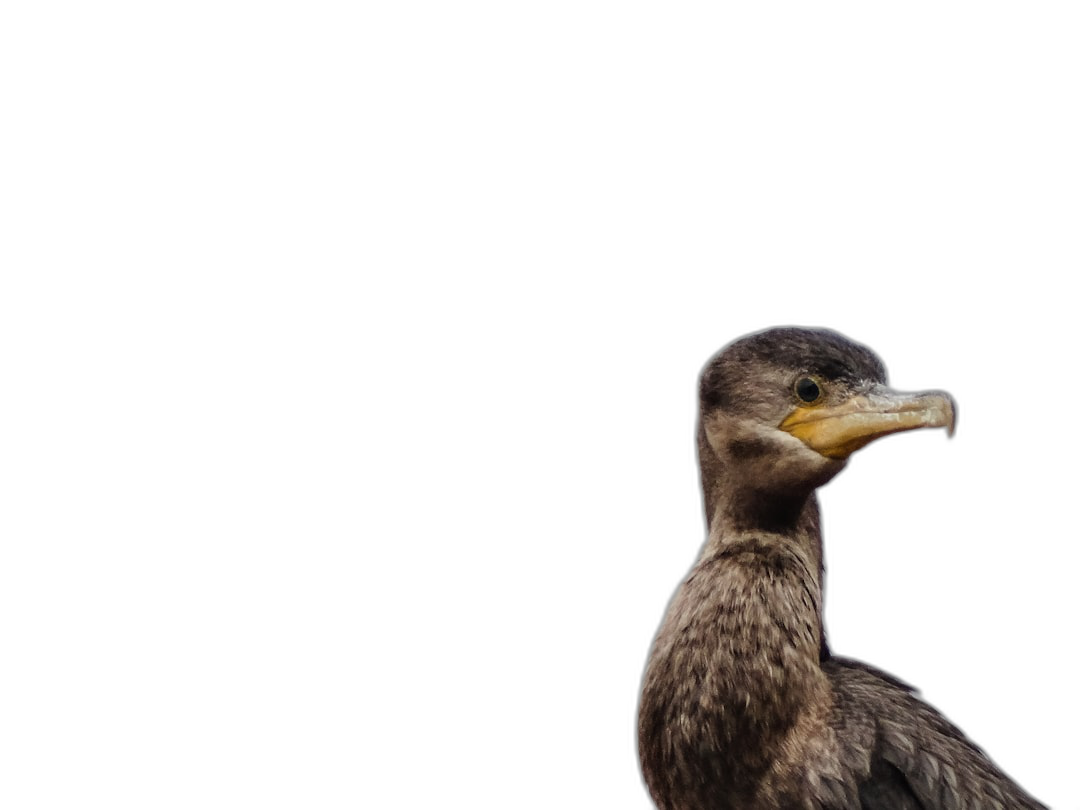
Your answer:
[638,539,829,809]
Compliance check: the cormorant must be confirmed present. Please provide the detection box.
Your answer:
[638,327,1046,810]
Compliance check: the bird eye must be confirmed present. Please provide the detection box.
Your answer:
[794,377,823,404]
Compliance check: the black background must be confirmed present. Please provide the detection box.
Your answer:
[540,302,1071,807]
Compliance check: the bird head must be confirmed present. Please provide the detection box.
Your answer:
[698,327,956,504]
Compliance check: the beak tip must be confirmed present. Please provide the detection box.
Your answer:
[944,394,957,438]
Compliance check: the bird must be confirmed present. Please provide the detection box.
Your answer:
[637,327,1046,810]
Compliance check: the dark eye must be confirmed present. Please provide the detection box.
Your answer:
[794,377,822,404]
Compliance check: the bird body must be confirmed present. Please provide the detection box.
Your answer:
[638,327,1045,810]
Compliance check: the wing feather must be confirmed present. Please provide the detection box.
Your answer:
[824,657,1046,810]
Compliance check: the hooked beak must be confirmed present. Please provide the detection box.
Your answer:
[780,385,957,460]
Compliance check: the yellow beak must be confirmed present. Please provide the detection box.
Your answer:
[780,386,957,460]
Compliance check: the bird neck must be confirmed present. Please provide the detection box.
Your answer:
[702,484,824,580]
[639,498,831,802]
[639,431,834,800]
[691,427,825,578]
[701,481,828,670]
[695,416,826,583]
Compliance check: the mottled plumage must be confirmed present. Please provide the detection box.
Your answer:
[638,327,1045,810]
